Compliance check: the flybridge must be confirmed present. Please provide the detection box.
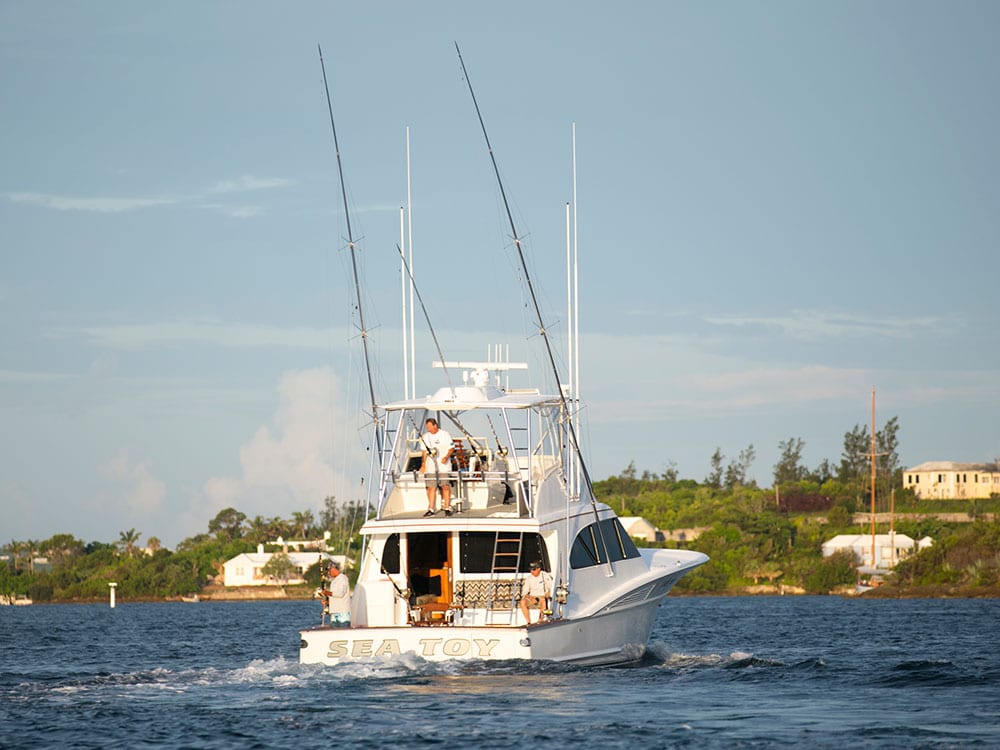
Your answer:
[381,359,548,411]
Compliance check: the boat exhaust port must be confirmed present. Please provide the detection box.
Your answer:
[519,638,531,647]
[300,639,308,650]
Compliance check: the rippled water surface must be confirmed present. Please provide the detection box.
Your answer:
[2,597,998,748]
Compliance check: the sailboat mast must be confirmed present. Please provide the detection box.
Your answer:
[318,46,381,447]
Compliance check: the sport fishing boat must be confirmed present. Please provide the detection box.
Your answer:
[298,46,707,666]
[298,360,708,666]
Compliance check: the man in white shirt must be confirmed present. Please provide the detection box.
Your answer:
[519,560,553,625]
[320,561,351,626]
[421,418,454,516]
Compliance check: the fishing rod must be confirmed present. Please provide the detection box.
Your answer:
[455,44,612,569]
[318,45,382,456]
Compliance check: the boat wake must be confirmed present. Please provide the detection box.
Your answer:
[645,642,827,675]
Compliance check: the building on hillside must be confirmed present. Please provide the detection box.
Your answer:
[903,461,1000,500]
[821,533,933,570]
[618,517,663,543]
[661,527,709,543]
[222,545,345,587]
[618,517,708,544]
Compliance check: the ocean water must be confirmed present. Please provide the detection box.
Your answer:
[1,597,997,748]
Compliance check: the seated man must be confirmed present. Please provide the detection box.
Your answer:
[519,560,553,625]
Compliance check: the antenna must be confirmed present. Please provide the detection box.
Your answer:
[400,206,408,399]
[406,126,416,399]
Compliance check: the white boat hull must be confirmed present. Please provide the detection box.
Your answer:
[301,600,656,666]
[300,556,701,667]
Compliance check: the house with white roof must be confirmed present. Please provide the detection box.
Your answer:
[222,545,345,587]
[903,461,1000,500]
[821,533,933,570]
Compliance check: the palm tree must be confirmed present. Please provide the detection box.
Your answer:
[246,516,270,544]
[291,511,315,539]
[117,529,142,558]
[7,540,25,572]
[25,540,40,574]
[146,537,161,554]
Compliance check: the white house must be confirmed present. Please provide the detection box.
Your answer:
[821,533,933,570]
[222,546,345,587]
[619,517,661,543]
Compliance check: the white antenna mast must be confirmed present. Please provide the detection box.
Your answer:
[400,205,408,399]
[566,200,573,398]
[406,126,416,398]
[572,122,580,417]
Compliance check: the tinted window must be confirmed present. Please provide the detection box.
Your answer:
[459,532,495,573]
[460,531,549,573]
[571,518,640,569]
[570,525,600,568]
[380,533,400,574]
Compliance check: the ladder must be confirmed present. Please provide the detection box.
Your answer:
[485,531,522,625]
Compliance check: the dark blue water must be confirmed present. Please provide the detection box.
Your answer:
[2,597,998,748]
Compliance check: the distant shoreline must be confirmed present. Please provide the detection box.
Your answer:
[21,586,1000,604]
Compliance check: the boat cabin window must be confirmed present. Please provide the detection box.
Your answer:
[407,531,450,601]
[380,533,400,574]
[459,531,550,573]
[570,518,641,569]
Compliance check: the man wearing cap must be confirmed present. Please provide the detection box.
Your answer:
[519,560,553,625]
[320,560,351,626]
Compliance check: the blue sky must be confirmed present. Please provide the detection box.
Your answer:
[2,2,998,547]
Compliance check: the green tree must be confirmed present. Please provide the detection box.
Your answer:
[41,534,85,567]
[724,445,756,490]
[117,529,141,559]
[839,423,870,488]
[774,437,806,485]
[706,448,724,488]
[208,508,247,541]
[804,549,858,593]
[876,416,901,498]
[261,552,296,584]
[826,505,851,528]
[291,510,315,539]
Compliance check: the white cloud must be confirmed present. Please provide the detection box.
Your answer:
[200,367,361,520]
[6,192,174,213]
[5,174,293,216]
[704,310,954,341]
[99,451,166,514]
[77,319,340,351]
[208,176,294,194]
[197,203,263,219]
